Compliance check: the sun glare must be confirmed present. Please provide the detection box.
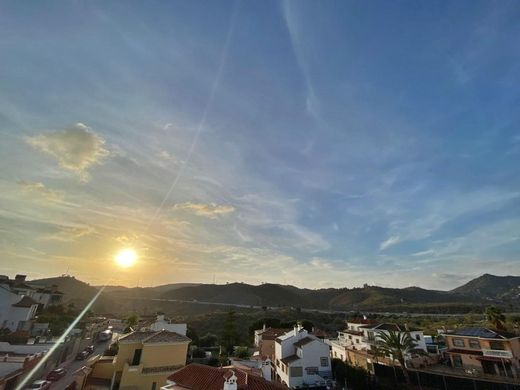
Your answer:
[115,248,138,268]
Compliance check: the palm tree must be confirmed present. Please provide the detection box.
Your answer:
[377,331,417,385]
[485,306,506,330]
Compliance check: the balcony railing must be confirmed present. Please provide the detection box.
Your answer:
[482,349,513,359]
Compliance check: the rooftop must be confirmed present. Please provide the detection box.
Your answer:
[293,337,315,347]
[12,296,38,308]
[448,327,517,339]
[167,363,288,390]
[119,330,191,344]
[280,355,300,365]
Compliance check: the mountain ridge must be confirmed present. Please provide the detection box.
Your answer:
[27,273,520,314]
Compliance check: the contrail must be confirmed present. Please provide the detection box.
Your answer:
[15,286,108,390]
[145,0,240,231]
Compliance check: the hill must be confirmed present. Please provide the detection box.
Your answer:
[451,274,520,301]
[28,273,520,314]
[28,276,115,312]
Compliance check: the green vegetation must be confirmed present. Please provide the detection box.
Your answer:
[485,306,506,330]
[36,304,79,336]
[221,310,239,354]
[234,346,250,359]
[124,314,139,332]
[377,331,419,385]
[331,359,369,390]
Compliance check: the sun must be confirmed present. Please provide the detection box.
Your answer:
[115,248,138,268]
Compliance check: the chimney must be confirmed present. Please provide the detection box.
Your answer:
[263,323,266,331]
[15,275,27,282]
[223,371,237,390]
[293,324,298,336]
[404,323,409,331]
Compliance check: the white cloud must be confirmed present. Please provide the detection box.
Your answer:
[41,225,95,242]
[172,202,235,219]
[25,123,109,181]
[18,180,64,202]
[379,235,400,251]
[411,249,435,257]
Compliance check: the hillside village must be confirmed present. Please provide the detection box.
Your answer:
[1,274,520,390]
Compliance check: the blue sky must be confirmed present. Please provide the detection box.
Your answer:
[0,0,519,289]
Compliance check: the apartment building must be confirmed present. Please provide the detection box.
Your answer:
[80,330,191,390]
[274,325,331,388]
[444,327,520,378]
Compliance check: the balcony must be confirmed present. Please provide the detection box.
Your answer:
[482,349,513,359]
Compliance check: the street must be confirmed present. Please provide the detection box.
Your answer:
[48,338,112,390]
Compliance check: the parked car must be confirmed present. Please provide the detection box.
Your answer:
[76,350,89,360]
[98,329,112,342]
[85,345,95,354]
[46,368,67,381]
[27,380,51,390]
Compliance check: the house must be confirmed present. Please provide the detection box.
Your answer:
[148,315,187,336]
[254,326,291,360]
[329,321,428,372]
[30,286,64,309]
[0,286,39,332]
[358,323,427,353]
[80,330,191,390]
[444,327,520,378]
[0,274,64,312]
[274,324,331,388]
[161,363,288,390]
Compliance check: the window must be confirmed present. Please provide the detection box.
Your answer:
[356,339,359,344]
[490,341,505,350]
[452,355,463,368]
[340,354,344,361]
[334,351,337,357]
[131,348,142,366]
[290,367,303,377]
[306,367,319,375]
[320,357,328,367]
[469,339,480,349]
[276,359,280,367]
[452,338,465,348]
[348,335,352,340]
[415,334,421,341]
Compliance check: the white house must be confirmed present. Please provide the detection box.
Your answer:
[0,287,39,332]
[358,323,427,353]
[31,287,64,309]
[274,324,331,388]
[149,314,187,335]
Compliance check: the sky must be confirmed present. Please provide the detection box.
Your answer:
[0,1,519,290]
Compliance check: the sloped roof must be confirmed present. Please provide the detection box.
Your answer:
[293,337,315,347]
[358,323,420,332]
[256,328,291,339]
[450,327,517,339]
[168,363,288,390]
[280,355,300,364]
[12,296,38,308]
[119,330,191,344]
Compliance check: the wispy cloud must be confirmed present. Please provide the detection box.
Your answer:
[41,225,95,242]
[281,0,320,120]
[18,180,64,203]
[380,235,400,251]
[25,123,109,181]
[172,202,235,219]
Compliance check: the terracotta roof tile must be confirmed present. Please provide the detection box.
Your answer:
[168,363,288,390]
